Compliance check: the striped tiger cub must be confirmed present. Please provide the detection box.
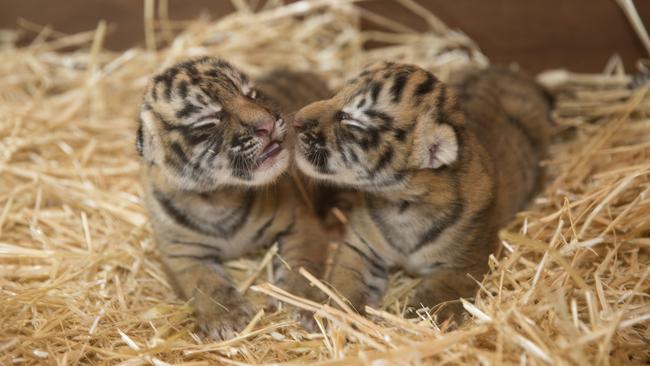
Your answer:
[136,56,333,339]
[292,62,554,321]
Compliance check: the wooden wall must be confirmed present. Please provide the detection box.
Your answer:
[1,0,648,73]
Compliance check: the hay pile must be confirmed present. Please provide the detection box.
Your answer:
[1,1,648,364]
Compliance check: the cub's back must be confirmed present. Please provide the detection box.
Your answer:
[451,66,555,222]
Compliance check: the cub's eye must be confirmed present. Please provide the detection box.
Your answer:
[192,120,218,129]
[337,111,367,131]
[335,111,351,121]
[190,110,225,129]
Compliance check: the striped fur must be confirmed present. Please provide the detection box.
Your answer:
[293,62,554,322]
[137,57,333,339]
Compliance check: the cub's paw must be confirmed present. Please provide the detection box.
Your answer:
[193,287,256,341]
[272,270,327,331]
[408,281,465,325]
[288,307,323,333]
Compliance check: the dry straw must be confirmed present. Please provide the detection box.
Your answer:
[1,1,648,365]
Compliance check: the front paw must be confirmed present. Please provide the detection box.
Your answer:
[275,269,327,302]
[194,287,256,340]
[408,283,465,325]
[273,270,327,331]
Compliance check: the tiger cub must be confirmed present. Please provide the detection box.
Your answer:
[136,56,333,339]
[292,62,554,321]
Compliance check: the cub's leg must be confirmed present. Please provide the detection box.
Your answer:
[408,266,482,324]
[326,240,389,313]
[160,252,255,340]
[274,218,328,300]
[273,209,331,329]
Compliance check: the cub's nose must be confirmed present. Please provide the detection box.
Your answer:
[254,119,275,136]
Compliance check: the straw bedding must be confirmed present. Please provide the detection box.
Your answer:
[1,1,648,364]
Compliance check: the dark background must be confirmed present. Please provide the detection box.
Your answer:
[2,0,649,73]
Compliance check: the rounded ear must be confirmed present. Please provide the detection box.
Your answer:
[135,109,161,164]
[413,123,458,170]
[427,124,458,169]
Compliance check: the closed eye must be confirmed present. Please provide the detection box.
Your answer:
[192,120,219,129]
[341,119,367,130]
[190,111,225,129]
[336,110,367,131]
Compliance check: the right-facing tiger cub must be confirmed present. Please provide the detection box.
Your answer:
[292,62,554,321]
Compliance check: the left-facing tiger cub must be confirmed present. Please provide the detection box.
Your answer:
[136,56,331,339]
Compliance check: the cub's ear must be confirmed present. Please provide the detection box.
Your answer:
[427,123,458,169]
[412,123,458,170]
[135,108,161,164]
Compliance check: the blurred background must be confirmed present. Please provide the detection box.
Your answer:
[1,0,649,73]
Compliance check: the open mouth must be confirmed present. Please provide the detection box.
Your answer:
[256,141,283,168]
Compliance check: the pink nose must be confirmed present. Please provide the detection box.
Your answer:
[255,119,275,136]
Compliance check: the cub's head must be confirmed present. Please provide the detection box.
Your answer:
[137,57,289,191]
[293,62,462,190]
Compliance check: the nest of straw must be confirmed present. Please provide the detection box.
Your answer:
[1,1,648,365]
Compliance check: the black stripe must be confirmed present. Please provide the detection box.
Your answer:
[398,200,410,213]
[434,84,448,123]
[356,131,373,151]
[169,142,189,165]
[273,221,295,244]
[184,131,212,146]
[153,190,254,240]
[195,93,208,107]
[153,111,176,131]
[176,103,201,119]
[364,110,394,126]
[364,282,383,295]
[153,190,212,236]
[163,70,176,101]
[217,191,255,238]
[370,81,382,103]
[390,72,409,103]
[368,146,393,178]
[253,211,276,241]
[414,72,437,97]
[392,127,407,142]
[371,171,407,188]
[342,241,386,278]
[413,198,464,252]
[340,264,366,282]
[178,81,189,99]
[183,59,201,76]
[505,115,541,151]
[352,232,389,279]
[164,253,222,262]
[135,121,144,156]
[173,240,223,254]
[152,68,177,101]
[365,197,405,255]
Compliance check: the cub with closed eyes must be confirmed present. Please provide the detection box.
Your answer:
[293,62,554,321]
[137,57,333,339]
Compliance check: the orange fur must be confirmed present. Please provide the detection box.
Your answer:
[137,57,333,339]
[293,62,554,322]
